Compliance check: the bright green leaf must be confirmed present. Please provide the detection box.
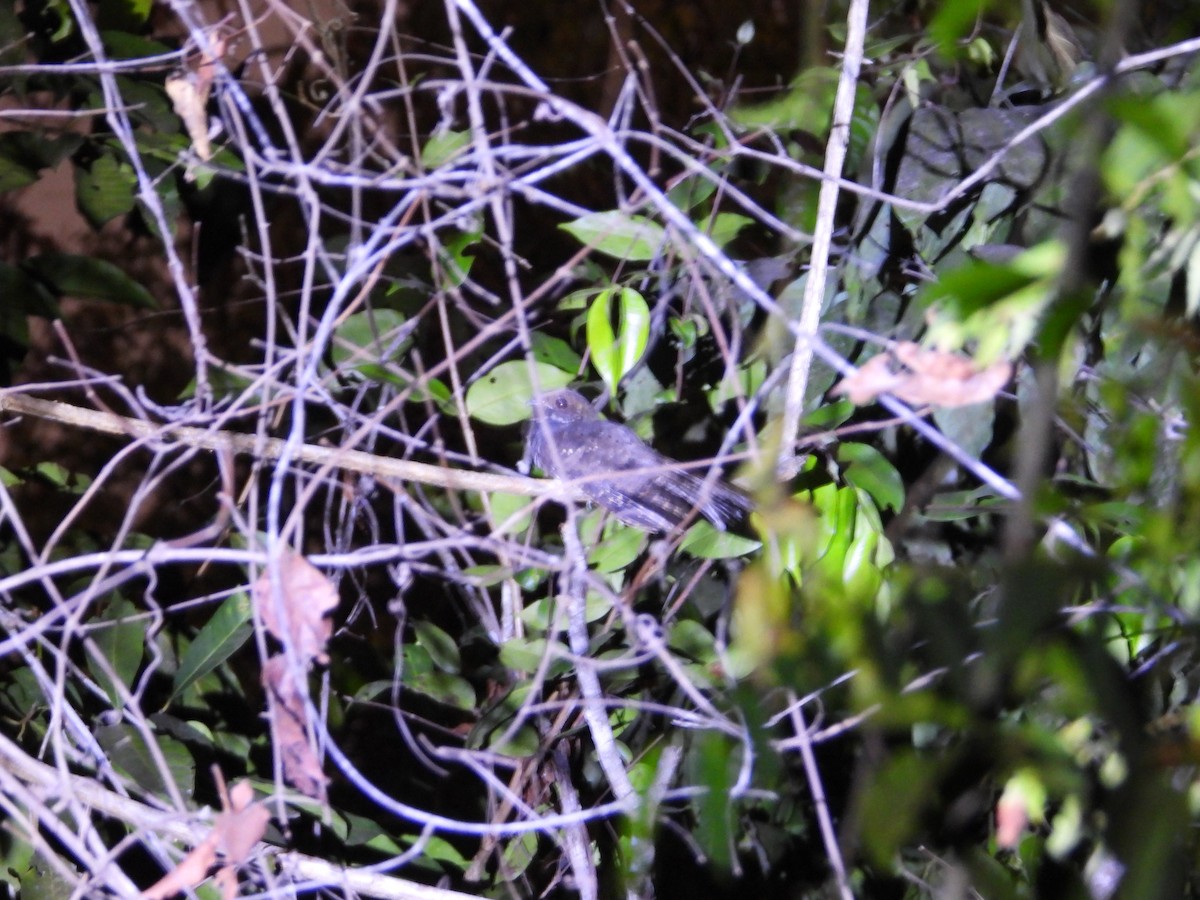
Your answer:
[586,287,650,393]
[435,221,482,288]
[707,212,753,247]
[678,520,761,559]
[560,211,667,260]
[421,129,470,169]
[466,360,575,425]
[838,443,905,513]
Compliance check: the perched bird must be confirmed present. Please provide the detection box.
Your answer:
[528,389,752,532]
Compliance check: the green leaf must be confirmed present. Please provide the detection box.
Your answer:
[0,262,59,349]
[586,287,650,393]
[420,129,470,169]
[921,242,1065,364]
[412,670,476,710]
[332,309,411,371]
[667,174,716,211]
[172,592,253,700]
[669,316,699,350]
[436,221,482,288]
[25,253,156,309]
[97,0,153,31]
[485,490,534,534]
[586,521,647,572]
[75,151,137,226]
[101,30,170,59]
[502,830,539,879]
[838,443,905,513]
[842,525,883,598]
[465,360,575,425]
[498,636,570,677]
[560,210,667,260]
[668,619,718,662]
[115,76,178,133]
[413,620,461,673]
[95,721,194,800]
[89,598,144,708]
[678,520,761,559]
[530,332,583,372]
[707,212,753,247]
[929,0,989,56]
[731,68,837,132]
[0,131,82,191]
[0,5,27,67]
[401,644,476,709]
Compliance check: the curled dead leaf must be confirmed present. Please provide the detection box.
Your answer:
[833,341,1012,409]
[166,75,213,162]
[142,773,268,900]
[253,551,339,666]
[166,29,228,164]
[262,655,330,801]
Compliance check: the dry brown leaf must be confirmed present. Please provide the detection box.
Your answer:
[262,655,330,801]
[215,780,270,870]
[141,775,268,899]
[165,75,212,162]
[253,551,339,666]
[142,832,219,899]
[833,352,907,405]
[833,342,1012,409]
[165,31,227,163]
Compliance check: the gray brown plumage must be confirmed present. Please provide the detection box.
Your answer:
[528,389,752,532]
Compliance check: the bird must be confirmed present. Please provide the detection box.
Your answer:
[528,389,752,532]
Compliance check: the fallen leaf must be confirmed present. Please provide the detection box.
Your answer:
[833,341,1012,408]
[253,551,339,666]
[142,773,268,899]
[165,75,213,162]
[262,655,330,801]
[214,780,270,870]
[142,832,219,899]
[165,29,227,164]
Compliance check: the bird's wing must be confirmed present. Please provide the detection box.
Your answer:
[541,419,752,532]
[576,424,748,531]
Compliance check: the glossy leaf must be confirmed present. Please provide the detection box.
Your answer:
[678,520,761,559]
[585,289,648,377]
[838,443,904,513]
[413,619,461,673]
[586,286,650,393]
[172,592,253,701]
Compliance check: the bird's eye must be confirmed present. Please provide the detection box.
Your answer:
[554,396,568,409]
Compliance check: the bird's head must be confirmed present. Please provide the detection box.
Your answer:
[531,389,598,425]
